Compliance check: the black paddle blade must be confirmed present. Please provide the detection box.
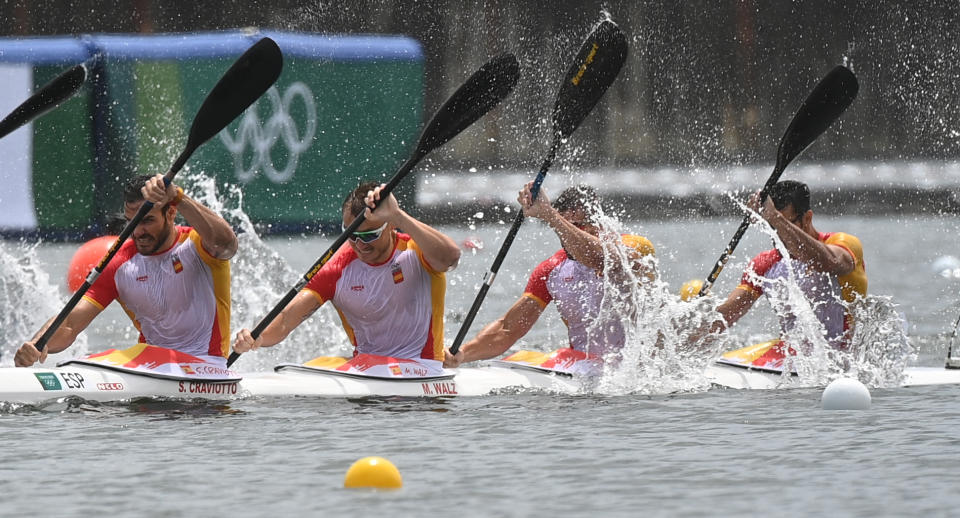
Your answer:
[552,19,628,140]
[775,65,858,173]
[0,63,87,140]
[176,37,283,170]
[414,53,519,156]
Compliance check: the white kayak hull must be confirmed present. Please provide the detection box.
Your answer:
[0,363,581,404]
[241,364,581,398]
[4,362,959,404]
[705,363,960,390]
[0,365,243,405]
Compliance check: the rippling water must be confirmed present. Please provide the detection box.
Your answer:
[3,213,960,515]
[5,385,960,516]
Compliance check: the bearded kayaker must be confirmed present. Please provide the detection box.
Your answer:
[444,183,655,368]
[15,174,238,367]
[232,180,461,362]
[713,180,867,349]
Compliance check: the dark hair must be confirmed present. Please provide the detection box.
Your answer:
[767,180,810,215]
[342,180,381,217]
[553,184,600,222]
[123,174,153,204]
[123,174,175,212]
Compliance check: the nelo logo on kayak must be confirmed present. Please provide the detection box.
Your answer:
[351,285,364,291]
[97,383,124,391]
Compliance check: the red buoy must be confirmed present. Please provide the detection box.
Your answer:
[66,235,117,291]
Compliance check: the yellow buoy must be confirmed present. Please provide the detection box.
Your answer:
[344,456,403,489]
[679,279,704,301]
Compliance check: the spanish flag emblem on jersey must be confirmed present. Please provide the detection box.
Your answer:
[172,253,183,274]
[391,262,404,284]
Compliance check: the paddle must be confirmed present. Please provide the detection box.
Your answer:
[945,315,960,369]
[34,37,283,353]
[696,65,859,297]
[225,52,521,368]
[448,20,628,356]
[0,56,96,140]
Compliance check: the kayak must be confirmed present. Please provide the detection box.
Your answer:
[0,363,243,405]
[0,347,582,405]
[0,361,579,405]
[704,363,960,390]
[704,340,960,389]
[4,344,959,404]
[0,344,245,405]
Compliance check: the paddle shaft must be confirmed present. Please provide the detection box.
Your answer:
[448,21,627,356]
[224,54,520,368]
[35,168,180,352]
[33,37,282,354]
[697,66,858,297]
[448,140,558,355]
[698,165,785,296]
[947,312,960,365]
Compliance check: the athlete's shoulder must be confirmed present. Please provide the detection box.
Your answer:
[822,231,864,263]
[328,241,360,269]
[541,249,569,268]
[109,238,139,268]
[822,231,862,248]
[747,248,782,276]
[528,250,567,278]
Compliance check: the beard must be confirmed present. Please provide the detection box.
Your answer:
[135,218,174,255]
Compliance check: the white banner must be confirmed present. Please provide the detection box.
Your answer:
[0,63,37,231]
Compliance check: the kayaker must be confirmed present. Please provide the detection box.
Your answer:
[15,174,238,367]
[444,183,655,368]
[232,181,461,361]
[712,180,867,349]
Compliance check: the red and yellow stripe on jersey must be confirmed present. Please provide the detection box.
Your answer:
[523,234,655,355]
[738,231,867,344]
[303,233,447,361]
[83,226,231,358]
[738,231,867,302]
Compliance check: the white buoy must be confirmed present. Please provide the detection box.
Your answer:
[821,377,871,410]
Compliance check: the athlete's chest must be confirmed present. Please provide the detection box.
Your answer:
[334,250,425,305]
[547,259,602,302]
[115,242,204,300]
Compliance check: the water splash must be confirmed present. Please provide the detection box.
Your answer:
[577,208,728,395]
[0,240,88,366]
[731,201,913,388]
[176,170,347,370]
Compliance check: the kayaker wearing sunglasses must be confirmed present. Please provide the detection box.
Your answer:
[232,180,461,362]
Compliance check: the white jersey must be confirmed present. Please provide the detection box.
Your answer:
[84,227,231,358]
[304,233,446,360]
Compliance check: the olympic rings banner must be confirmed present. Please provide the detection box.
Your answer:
[0,30,423,238]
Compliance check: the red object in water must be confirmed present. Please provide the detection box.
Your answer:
[66,235,117,291]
